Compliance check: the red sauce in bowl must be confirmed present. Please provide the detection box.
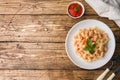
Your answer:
[68,3,83,17]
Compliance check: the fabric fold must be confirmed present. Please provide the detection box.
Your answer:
[85,0,120,27]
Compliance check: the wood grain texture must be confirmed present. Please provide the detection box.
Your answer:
[0,70,119,80]
[0,11,119,71]
[0,0,119,80]
[0,42,119,70]
[0,15,119,42]
[0,0,96,15]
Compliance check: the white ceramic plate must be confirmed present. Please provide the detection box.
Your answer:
[65,19,116,69]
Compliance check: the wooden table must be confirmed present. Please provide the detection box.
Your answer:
[0,0,120,80]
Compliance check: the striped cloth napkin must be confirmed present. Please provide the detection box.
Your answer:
[85,0,120,27]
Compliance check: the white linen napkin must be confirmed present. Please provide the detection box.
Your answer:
[85,0,120,27]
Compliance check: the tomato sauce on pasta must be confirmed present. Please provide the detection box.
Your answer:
[74,27,109,62]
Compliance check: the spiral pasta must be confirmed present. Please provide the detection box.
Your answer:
[74,27,109,62]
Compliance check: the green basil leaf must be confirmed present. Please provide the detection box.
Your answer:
[83,46,89,51]
[87,38,93,47]
[74,5,81,12]
[92,44,96,48]
[83,38,96,55]
[89,49,94,54]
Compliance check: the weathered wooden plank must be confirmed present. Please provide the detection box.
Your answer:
[0,42,119,69]
[0,15,119,42]
[0,42,119,52]
[0,36,66,42]
[0,49,77,69]
[0,70,119,80]
[0,43,65,50]
[0,15,118,29]
[0,0,96,15]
